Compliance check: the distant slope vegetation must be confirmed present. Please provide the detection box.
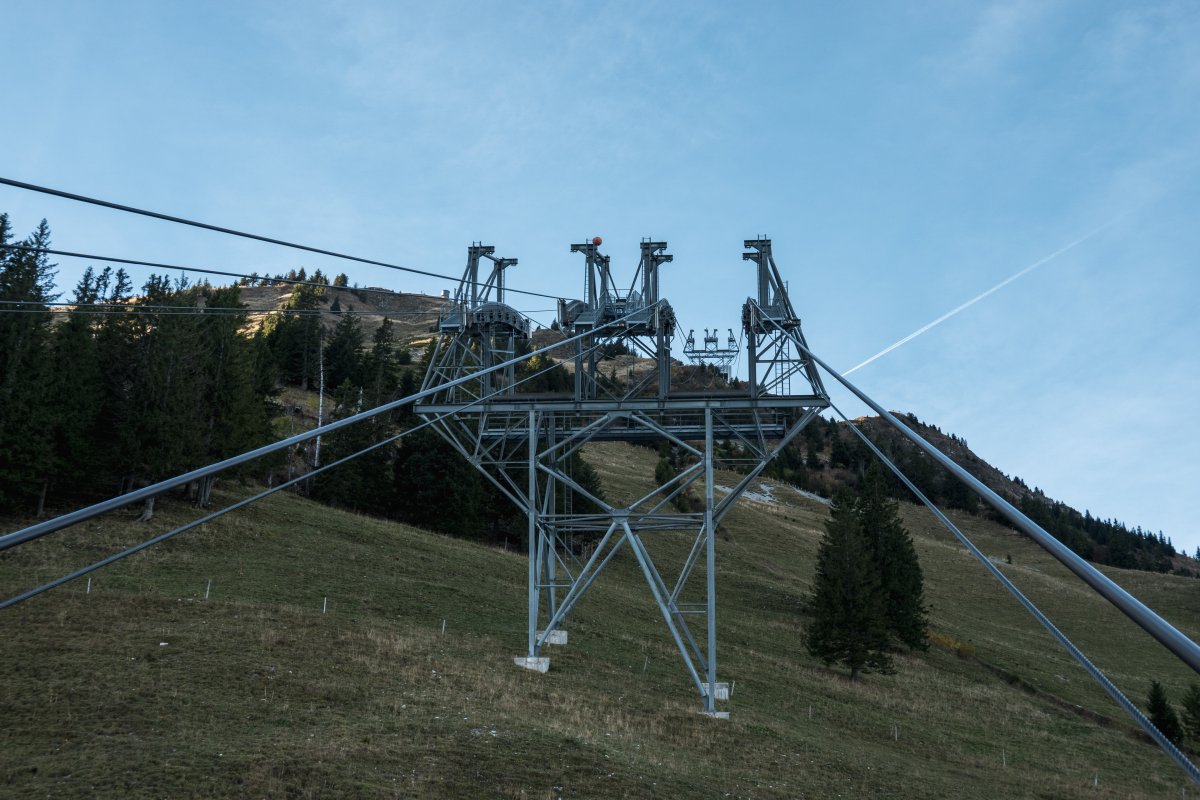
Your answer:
[2,442,1198,797]
[762,412,1189,576]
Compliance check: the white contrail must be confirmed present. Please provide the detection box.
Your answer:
[843,220,1118,376]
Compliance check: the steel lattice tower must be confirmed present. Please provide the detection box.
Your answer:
[416,237,829,716]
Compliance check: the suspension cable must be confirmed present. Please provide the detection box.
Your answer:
[831,402,1200,784]
[0,181,562,300]
[0,301,665,551]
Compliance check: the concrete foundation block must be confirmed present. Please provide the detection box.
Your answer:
[513,656,550,673]
[699,682,730,701]
[537,629,568,645]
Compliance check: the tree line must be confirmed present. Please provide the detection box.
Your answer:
[760,412,1181,575]
[0,215,601,547]
[0,216,275,518]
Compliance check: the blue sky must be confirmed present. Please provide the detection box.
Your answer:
[3,1,1198,552]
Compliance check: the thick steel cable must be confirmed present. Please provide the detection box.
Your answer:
[0,178,562,301]
[0,302,661,551]
[832,403,1200,784]
[0,335,609,610]
[752,304,1200,675]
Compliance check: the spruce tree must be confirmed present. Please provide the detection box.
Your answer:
[805,489,892,681]
[362,318,400,412]
[1146,680,1184,745]
[197,286,272,485]
[311,379,393,514]
[323,311,365,394]
[46,269,104,507]
[1181,683,1200,743]
[856,463,928,650]
[392,428,483,539]
[120,275,208,519]
[0,219,58,513]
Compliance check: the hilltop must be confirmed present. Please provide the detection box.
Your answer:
[2,440,1198,797]
[233,283,445,347]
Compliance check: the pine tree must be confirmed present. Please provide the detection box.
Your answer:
[392,428,484,538]
[0,219,59,513]
[805,489,892,681]
[856,463,928,650]
[263,283,323,388]
[323,312,365,392]
[362,318,400,411]
[196,286,272,495]
[45,269,104,509]
[120,275,208,519]
[1181,683,1200,743]
[1146,680,1184,745]
[311,379,393,514]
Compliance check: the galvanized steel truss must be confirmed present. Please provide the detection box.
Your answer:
[416,238,829,715]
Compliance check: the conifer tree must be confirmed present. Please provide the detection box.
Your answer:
[1147,681,1184,745]
[805,489,892,681]
[311,379,394,514]
[120,275,208,519]
[196,286,272,495]
[1181,683,1200,743]
[323,311,365,392]
[856,463,928,650]
[392,428,484,538]
[362,318,400,412]
[45,269,104,508]
[0,219,58,512]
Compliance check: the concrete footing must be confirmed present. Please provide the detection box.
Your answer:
[537,629,568,645]
[513,656,550,673]
[699,682,730,701]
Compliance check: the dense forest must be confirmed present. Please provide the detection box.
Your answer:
[0,215,598,544]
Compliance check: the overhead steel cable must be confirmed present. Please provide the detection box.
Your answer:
[0,335,610,611]
[750,303,1200,675]
[831,402,1200,785]
[0,300,665,553]
[0,179,563,301]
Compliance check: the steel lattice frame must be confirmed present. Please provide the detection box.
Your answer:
[416,238,829,715]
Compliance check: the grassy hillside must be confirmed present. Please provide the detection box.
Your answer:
[2,441,1198,798]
